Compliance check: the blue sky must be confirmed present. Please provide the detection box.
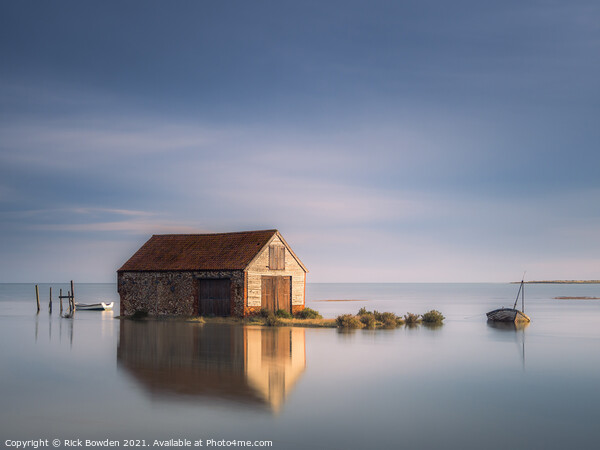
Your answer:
[1,0,599,282]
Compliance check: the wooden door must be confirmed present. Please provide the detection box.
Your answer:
[261,276,291,313]
[198,279,231,316]
[261,276,275,311]
[276,277,291,312]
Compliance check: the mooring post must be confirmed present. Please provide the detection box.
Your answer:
[67,291,75,317]
[49,286,53,313]
[35,284,40,313]
[59,288,63,314]
[70,280,75,316]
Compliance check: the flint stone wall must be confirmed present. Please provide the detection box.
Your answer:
[118,270,245,317]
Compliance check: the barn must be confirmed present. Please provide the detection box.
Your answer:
[117,229,308,317]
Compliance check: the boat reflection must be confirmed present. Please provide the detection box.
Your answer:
[486,320,529,370]
[486,321,530,332]
[117,322,306,412]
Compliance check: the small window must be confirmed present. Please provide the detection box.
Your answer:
[269,245,285,270]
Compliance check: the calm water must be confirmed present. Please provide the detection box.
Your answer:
[1,283,600,450]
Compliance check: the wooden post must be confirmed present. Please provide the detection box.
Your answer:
[49,287,52,313]
[35,285,40,313]
[59,288,63,314]
[70,280,75,316]
[69,294,75,316]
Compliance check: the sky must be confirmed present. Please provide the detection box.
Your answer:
[0,0,599,283]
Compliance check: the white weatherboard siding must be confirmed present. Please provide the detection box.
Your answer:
[246,235,305,307]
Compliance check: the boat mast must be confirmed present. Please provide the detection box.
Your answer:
[521,279,525,313]
[513,272,526,311]
[513,281,522,309]
[521,271,526,312]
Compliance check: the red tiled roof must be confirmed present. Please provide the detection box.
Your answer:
[118,230,278,272]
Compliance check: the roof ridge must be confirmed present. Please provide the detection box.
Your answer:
[152,229,278,237]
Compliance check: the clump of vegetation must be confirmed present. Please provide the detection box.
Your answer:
[372,310,385,321]
[421,310,445,324]
[357,308,379,329]
[264,313,282,326]
[259,308,271,318]
[295,307,322,319]
[357,308,404,328]
[275,309,293,319]
[379,312,401,328]
[359,313,377,329]
[336,314,364,329]
[404,312,421,324]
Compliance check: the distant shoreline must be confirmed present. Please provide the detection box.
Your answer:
[515,280,600,284]
[313,299,367,302]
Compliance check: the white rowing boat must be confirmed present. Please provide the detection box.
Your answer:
[75,302,114,311]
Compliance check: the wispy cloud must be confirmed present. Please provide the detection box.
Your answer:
[0,207,155,218]
[33,220,203,235]
[0,120,222,169]
[20,207,203,235]
[68,207,156,217]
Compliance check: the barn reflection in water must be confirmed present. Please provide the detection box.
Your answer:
[117,321,306,412]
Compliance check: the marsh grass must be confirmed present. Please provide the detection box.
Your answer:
[403,312,421,324]
[275,309,293,318]
[336,314,364,329]
[359,313,377,329]
[278,318,336,328]
[120,306,441,330]
[264,313,282,326]
[421,310,445,324]
[356,308,404,329]
[380,312,401,328]
[295,307,322,319]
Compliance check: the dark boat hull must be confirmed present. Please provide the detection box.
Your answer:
[486,308,530,323]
